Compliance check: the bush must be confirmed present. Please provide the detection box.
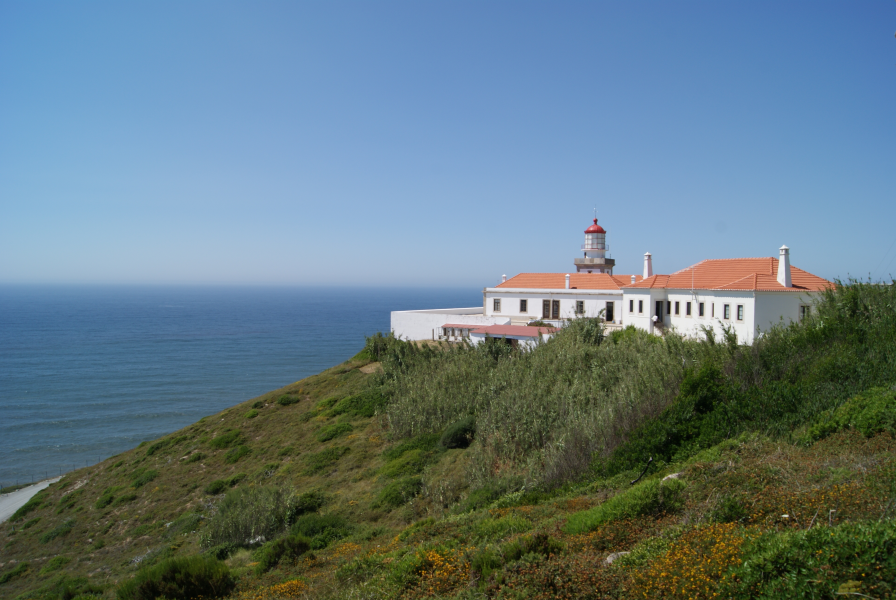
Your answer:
[303,447,350,475]
[801,386,896,444]
[185,452,204,463]
[252,400,265,409]
[204,473,247,495]
[0,562,29,584]
[721,520,896,599]
[375,477,422,509]
[95,486,123,509]
[440,416,476,449]
[57,489,84,513]
[204,543,237,561]
[382,433,441,462]
[288,490,326,519]
[41,519,75,543]
[244,409,259,419]
[563,477,686,534]
[116,555,235,600]
[23,517,40,529]
[132,469,159,489]
[327,389,388,419]
[316,422,353,443]
[276,394,301,406]
[223,445,251,464]
[208,430,242,450]
[255,534,311,574]
[11,489,48,521]
[291,513,351,549]
[111,493,137,507]
[201,486,301,548]
[503,533,564,562]
[40,556,71,574]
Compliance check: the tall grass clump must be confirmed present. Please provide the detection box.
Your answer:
[201,486,302,548]
[378,319,717,487]
[116,555,234,600]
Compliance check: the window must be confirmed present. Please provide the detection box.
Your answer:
[712,303,715,318]
[520,299,527,313]
[686,302,692,316]
[493,299,501,312]
[605,301,614,322]
[737,305,744,321]
[629,299,634,313]
[638,300,643,314]
[674,301,680,315]
[800,305,811,320]
[552,300,560,319]
[667,301,672,315]
[575,300,584,315]
[699,302,705,317]
[723,304,730,320]
[543,300,551,319]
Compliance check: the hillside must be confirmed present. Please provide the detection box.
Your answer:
[1,281,895,600]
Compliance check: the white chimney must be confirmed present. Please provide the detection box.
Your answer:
[565,274,570,289]
[631,275,636,284]
[502,274,507,283]
[777,245,792,287]
[643,252,653,278]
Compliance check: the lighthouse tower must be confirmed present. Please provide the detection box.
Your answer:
[574,218,615,274]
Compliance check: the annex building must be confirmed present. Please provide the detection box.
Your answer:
[392,218,833,346]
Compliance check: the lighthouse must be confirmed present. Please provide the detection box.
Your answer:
[574,218,616,274]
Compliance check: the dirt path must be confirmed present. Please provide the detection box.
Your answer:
[0,477,61,523]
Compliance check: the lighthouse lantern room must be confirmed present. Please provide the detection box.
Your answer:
[574,218,616,274]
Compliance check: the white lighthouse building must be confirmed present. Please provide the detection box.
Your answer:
[390,216,834,345]
[575,219,615,274]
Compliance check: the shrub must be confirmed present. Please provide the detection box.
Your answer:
[201,486,299,548]
[57,489,84,513]
[0,562,29,584]
[276,394,301,406]
[440,416,476,449]
[244,409,259,419]
[164,513,203,539]
[252,400,264,409]
[303,447,350,475]
[146,438,174,456]
[255,534,312,574]
[801,386,896,444]
[132,469,159,489]
[326,389,388,418]
[133,522,161,537]
[208,430,242,450]
[11,489,48,521]
[40,556,71,574]
[41,519,75,543]
[316,422,353,443]
[23,517,41,529]
[204,473,246,495]
[116,555,235,600]
[474,514,532,539]
[95,486,123,509]
[563,477,686,534]
[720,520,896,599]
[382,433,441,461]
[111,493,137,507]
[503,533,564,562]
[288,490,326,519]
[204,543,237,560]
[291,513,351,549]
[223,445,251,464]
[185,452,204,463]
[375,477,422,508]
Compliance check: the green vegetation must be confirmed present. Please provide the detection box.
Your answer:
[10,488,47,521]
[1,281,893,600]
[116,555,234,600]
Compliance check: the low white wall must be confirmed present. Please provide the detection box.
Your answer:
[390,308,509,341]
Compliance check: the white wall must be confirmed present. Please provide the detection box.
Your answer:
[390,307,509,341]
[483,288,624,323]
[753,291,819,335]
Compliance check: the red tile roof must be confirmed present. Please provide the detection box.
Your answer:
[496,273,641,290]
[624,258,832,292]
[470,325,557,338]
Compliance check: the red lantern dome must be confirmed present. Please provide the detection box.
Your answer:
[584,218,606,234]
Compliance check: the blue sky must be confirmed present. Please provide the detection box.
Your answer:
[1,2,894,286]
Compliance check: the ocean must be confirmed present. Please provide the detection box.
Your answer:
[0,285,479,487]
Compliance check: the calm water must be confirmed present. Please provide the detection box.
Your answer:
[0,285,479,486]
